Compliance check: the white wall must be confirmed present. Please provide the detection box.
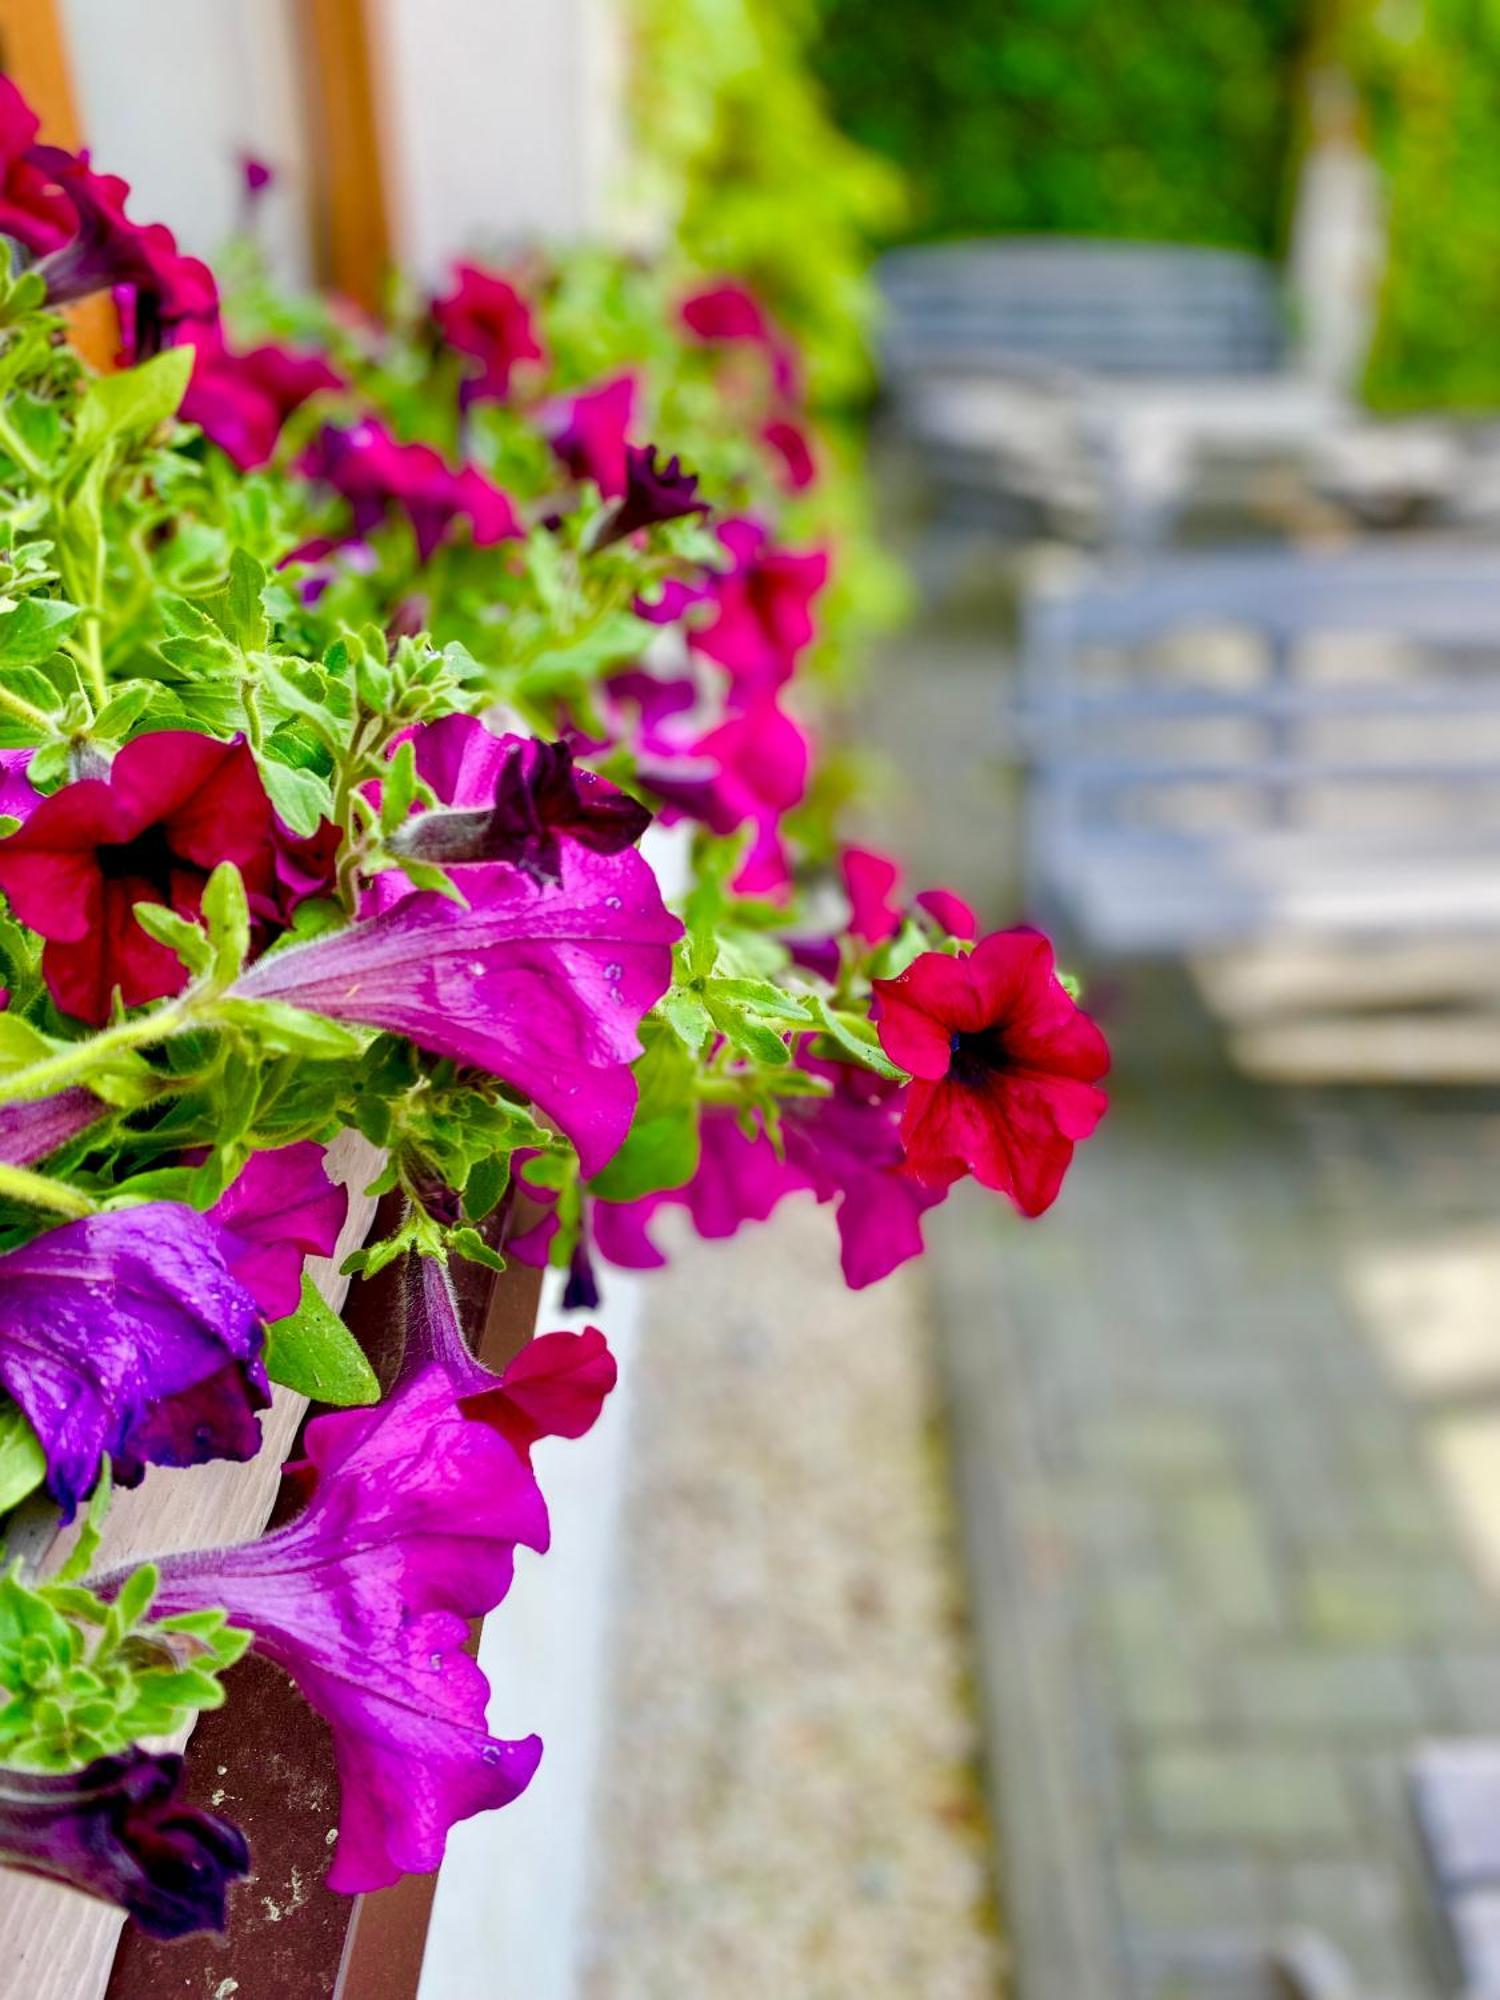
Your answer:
[60,0,313,285]
[372,0,627,281]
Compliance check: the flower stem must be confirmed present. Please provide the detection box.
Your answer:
[0,1162,96,1217]
[0,998,197,1108]
[0,679,53,732]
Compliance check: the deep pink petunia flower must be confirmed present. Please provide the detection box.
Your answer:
[913,887,978,941]
[839,845,977,948]
[239,153,274,198]
[233,844,680,1176]
[0,731,277,1026]
[0,1204,268,1519]
[182,333,342,471]
[433,263,544,406]
[641,693,811,899]
[0,1750,249,1938]
[678,280,801,401]
[665,518,828,705]
[546,374,637,499]
[208,1142,349,1321]
[762,416,816,493]
[302,421,522,562]
[841,846,903,945]
[0,78,73,254]
[873,930,1109,1216]
[388,716,651,888]
[29,146,218,359]
[143,1365,571,1892]
[780,1054,947,1289]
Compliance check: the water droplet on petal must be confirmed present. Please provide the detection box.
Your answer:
[604,896,622,910]
[481,1744,504,1766]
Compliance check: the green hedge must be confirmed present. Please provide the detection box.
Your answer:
[1344,0,1500,411]
[809,0,1307,254]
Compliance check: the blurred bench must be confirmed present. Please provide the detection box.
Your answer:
[878,239,1343,545]
[1017,543,1500,955]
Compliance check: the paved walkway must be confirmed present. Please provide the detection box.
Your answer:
[935,968,1500,2000]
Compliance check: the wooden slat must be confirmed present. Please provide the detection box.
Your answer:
[297,0,392,313]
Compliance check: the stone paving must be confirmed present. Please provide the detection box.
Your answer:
[933,968,1500,2000]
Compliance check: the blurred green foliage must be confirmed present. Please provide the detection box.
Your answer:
[628,0,906,405]
[808,0,1306,254]
[1342,0,1500,411]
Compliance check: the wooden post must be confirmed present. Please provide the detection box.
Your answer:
[297,0,393,314]
[0,0,116,367]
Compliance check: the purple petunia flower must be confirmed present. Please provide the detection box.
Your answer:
[208,1142,348,1321]
[387,716,652,887]
[233,845,680,1176]
[0,1205,268,1519]
[140,1365,568,1892]
[0,1750,248,1938]
[593,445,709,549]
[0,1088,105,1168]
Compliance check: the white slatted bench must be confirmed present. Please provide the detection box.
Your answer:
[1018,543,1500,956]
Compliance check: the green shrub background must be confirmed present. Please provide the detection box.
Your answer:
[807,0,1307,255]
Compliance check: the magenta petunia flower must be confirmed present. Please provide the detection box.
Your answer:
[0,1087,105,1168]
[641,693,811,899]
[779,1054,947,1289]
[432,263,544,406]
[388,716,651,887]
[0,1750,249,1938]
[762,416,816,493]
[234,844,680,1175]
[399,1256,617,1463]
[302,421,522,561]
[0,1204,268,1519]
[182,332,342,471]
[913,886,978,940]
[595,444,709,547]
[873,929,1109,1216]
[546,374,637,500]
[143,1366,563,1892]
[842,846,903,945]
[208,1142,348,1321]
[588,1055,943,1291]
[0,731,278,1026]
[657,518,828,706]
[29,146,218,360]
[0,749,39,825]
[0,79,73,255]
[239,152,274,198]
[839,845,977,948]
[679,280,801,401]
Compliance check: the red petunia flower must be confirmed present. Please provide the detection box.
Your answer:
[873,929,1108,1217]
[0,732,277,1025]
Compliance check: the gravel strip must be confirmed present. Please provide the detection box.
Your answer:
[580,1199,1006,2000]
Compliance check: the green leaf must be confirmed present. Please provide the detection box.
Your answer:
[216,997,366,1059]
[589,1033,700,1201]
[74,346,194,455]
[198,548,268,653]
[802,994,906,1080]
[0,1402,46,1513]
[264,1272,379,1406]
[131,901,213,977]
[261,754,334,836]
[0,596,78,670]
[201,862,251,983]
[659,982,713,1051]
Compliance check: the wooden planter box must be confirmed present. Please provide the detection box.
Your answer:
[0,1134,544,2000]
